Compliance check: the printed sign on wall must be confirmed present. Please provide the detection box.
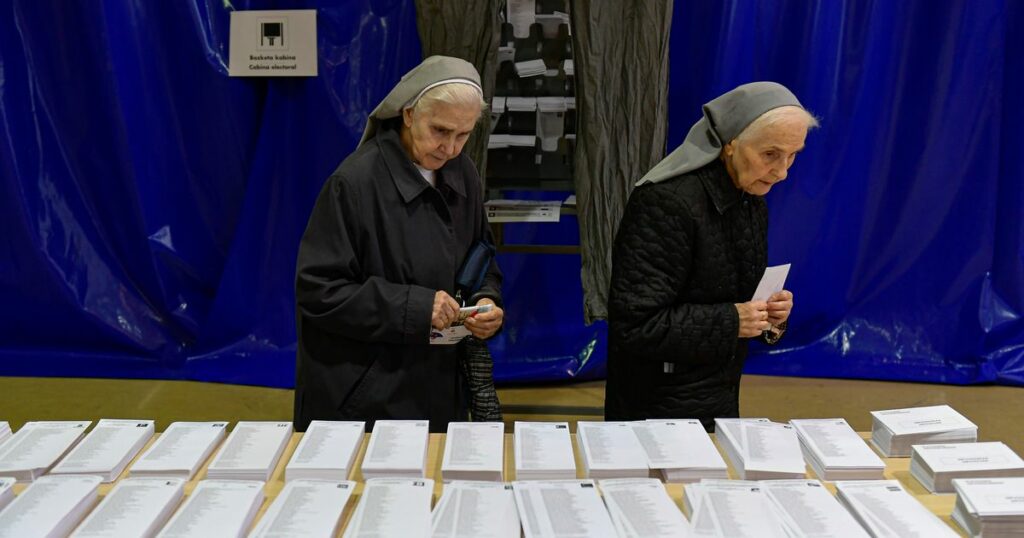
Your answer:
[229,10,317,77]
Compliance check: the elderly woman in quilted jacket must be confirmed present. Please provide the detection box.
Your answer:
[605,82,818,431]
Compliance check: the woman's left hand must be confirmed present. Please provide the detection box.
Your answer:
[464,298,504,339]
[767,290,793,326]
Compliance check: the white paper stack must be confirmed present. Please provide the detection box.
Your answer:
[249,479,356,538]
[431,481,520,538]
[514,59,547,77]
[343,477,434,538]
[682,480,788,537]
[0,420,91,481]
[206,421,292,481]
[360,420,429,480]
[576,422,648,479]
[0,478,14,513]
[513,421,576,480]
[715,419,806,480]
[910,442,1024,493]
[156,479,264,538]
[634,420,728,483]
[513,480,618,537]
[834,480,958,537]
[441,422,505,481]
[870,404,977,457]
[599,478,692,537]
[952,477,1024,538]
[285,420,364,482]
[130,421,228,480]
[488,134,538,149]
[760,479,871,537]
[50,419,155,482]
[790,418,886,481]
[0,423,11,448]
[70,477,185,537]
[0,474,101,537]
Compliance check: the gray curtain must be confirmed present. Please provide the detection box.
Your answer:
[570,1,673,322]
[414,0,501,175]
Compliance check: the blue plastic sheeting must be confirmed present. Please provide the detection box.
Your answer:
[665,0,1024,385]
[0,0,422,386]
[1,0,1022,388]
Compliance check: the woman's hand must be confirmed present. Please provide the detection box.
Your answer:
[735,300,771,337]
[431,291,461,330]
[767,290,793,326]
[464,298,504,339]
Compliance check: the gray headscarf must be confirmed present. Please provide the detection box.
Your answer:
[358,55,483,146]
[636,81,805,185]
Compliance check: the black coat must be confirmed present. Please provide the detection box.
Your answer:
[605,159,778,431]
[293,126,502,433]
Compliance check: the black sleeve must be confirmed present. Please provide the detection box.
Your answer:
[608,184,739,365]
[295,175,434,344]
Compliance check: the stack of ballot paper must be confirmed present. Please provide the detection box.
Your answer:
[206,421,292,481]
[0,422,10,447]
[0,420,91,481]
[156,479,264,537]
[760,480,871,537]
[360,420,429,480]
[599,478,692,537]
[576,421,649,479]
[513,421,576,480]
[130,421,228,480]
[870,404,978,457]
[432,481,520,538]
[0,475,101,536]
[284,420,364,482]
[834,480,959,537]
[683,480,788,537]
[715,418,806,480]
[952,477,1024,538]
[910,442,1024,493]
[249,479,356,538]
[343,478,434,538]
[790,418,886,480]
[70,477,184,537]
[0,477,13,513]
[633,419,728,483]
[50,419,155,482]
[513,480,618,537]
[514,59,547,77]
[441,422,505,481]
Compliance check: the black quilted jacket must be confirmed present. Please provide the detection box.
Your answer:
[605,159,778,431]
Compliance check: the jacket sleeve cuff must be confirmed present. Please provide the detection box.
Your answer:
[470,289,503,309]
[404,285,435,344]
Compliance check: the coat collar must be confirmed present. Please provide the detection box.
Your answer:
[698,158,745,214]
[375,127,467,204]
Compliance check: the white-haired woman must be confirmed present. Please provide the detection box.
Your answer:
[605,82,818,430]
[294,56,504,432]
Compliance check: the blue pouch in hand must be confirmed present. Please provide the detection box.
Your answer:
[455,240,495,299]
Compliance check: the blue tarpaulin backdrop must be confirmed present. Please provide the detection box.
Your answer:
[1,0,1021,387]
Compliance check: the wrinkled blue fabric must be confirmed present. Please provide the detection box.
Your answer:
[1,0,1021,387]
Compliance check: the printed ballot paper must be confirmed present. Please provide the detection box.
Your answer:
[752,264,791,301]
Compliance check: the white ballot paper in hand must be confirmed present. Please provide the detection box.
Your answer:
[430,304,492,345]
[752,264,790,301]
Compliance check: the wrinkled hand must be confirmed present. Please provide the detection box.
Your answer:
[431,291,460,330]
[767,290,793,326]
[463,298,504,339]
[735,300,771,338]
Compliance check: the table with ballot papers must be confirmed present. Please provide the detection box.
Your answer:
[0,405,1020,537]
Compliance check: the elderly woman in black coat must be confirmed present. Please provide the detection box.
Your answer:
[294,56,504,432]
[605,82,818,431]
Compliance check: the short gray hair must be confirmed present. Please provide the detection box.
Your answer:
[410,82,487,115]
[735,105,820,143]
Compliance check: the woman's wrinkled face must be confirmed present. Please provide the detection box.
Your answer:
[722,114,809,196]
[401,101,480,170]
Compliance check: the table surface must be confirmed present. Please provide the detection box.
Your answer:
[9,431,968,537]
